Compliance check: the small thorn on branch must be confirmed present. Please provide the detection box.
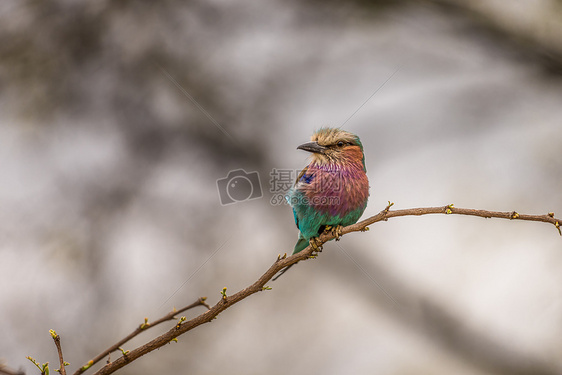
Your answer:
[384,201,394,214]
[81,360,94,371]
[175,316,186,329]
[139,317,149,329]
[276,253,287,261]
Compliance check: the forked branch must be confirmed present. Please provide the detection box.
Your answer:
[72,298,210,375]
[82,203,560,375]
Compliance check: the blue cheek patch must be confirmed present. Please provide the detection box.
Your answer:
[300,173,314,184]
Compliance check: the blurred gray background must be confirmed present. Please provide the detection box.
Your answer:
[1,1,562,374]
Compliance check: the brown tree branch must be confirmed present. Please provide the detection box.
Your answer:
[50,330,67,375]
[73,298,210,375]
[346,203,561,236]
[86,203,560,375]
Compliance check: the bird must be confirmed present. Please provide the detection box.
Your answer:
[273,127,369,280]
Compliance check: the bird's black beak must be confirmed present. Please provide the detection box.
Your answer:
[297,141,327,154]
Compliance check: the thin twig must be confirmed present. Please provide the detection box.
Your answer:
[73,297,209,375]
[345,204,562,236]
[50,330,66,375]
[88,204,561,375]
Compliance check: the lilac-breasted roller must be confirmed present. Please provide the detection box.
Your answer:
[273,127,369,280]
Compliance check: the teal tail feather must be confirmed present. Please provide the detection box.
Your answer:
[293,236,309,254]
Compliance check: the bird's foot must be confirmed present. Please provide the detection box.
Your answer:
[309,237,323,253]
[333,225,343,241]
[324,225,344,241]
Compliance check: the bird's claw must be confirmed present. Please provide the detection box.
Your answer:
[309,237,323,253]
[324,225,343,241]
[333,225,343,240]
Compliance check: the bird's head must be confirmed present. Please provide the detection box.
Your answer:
[297,127,366,171]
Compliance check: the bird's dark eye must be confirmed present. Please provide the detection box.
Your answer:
[337,141,344,147]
